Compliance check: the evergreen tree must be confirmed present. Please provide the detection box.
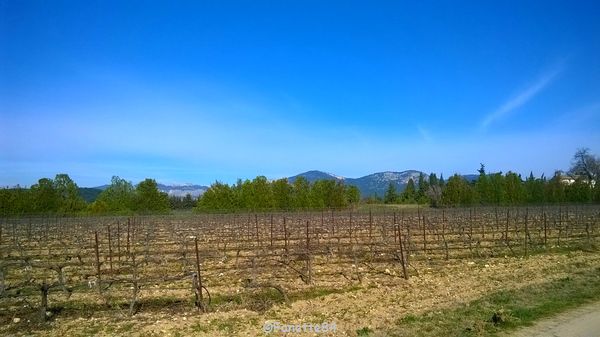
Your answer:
[475,164,490,204]
[0,186,32,216]
[545,171,565,203]
[94,176,135,213]
[401,178,416,203]
[488,173,506,205]
[331,181,347,209]
[292,176,311,210]
[441,174,475,206]
[504,172,526,205]
[239,179,254,210]
[272,178,293,210]
[429,173,439,187]
[524,172,545,204]
[196,181,235,212]
[593,178,600,203]
[345,185,360,206]
[384,182,398,204]
[54,173,86,213]
[309,180,328,209]
[565,178,592,203]
[134,178,170,213]
[250,176,274,210]
[169,194,196,209]
[31,178,59,213]
[417,173,430,204]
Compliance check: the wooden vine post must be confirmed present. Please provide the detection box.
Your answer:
[107,225,113,272]
[369,209,373,251]
[468,208,473,255]
[524,208,529,257]
[404,211,411,265]
[422,215,427,254]
[126,218,131,258]
[39,281,50,321]
[270,214,274,250]
[305,221,312,284]
[543,210,548,247]
[94,231,102,294]
[441,209,449,260]
[393,212,397,243]
[255,214,261,249]
[117,222,121,262]
[504,209,511,251]
[194,237,206,312]
[396,223,408,280]
[283,217,288,255]
[558,206,562,246]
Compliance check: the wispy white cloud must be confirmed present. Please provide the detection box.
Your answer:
[480,64,564,131]
[417,125,433,142]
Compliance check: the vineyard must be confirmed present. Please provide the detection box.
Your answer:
[1,206,599,334]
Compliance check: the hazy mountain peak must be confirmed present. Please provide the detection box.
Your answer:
[287,170,344,183]
[91,182,209,198]
[284,169,427,197]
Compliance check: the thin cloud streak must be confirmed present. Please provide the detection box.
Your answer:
[417,125,433,142]
[480,65,564,131]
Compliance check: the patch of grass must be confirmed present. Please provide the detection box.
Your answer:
[289,285,363,302]
[210,292,243,304]
[244,288,287,313]
[390,267,600,336]
[118,322,135,333]
[356,326,374,336]
[80,323,104,336]
[356,204,428,213]
[211,288,286,313]
[190,312,258,334]
[196,284,362,314]
[207,316,244,333]
[191,322,210,333]
[136,296,189,312]
[399,314,418,323]
[309,311,329,322]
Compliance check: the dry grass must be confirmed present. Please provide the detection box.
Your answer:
[2,249,599,336]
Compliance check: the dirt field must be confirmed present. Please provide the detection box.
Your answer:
[1,208,599,336]
[1,249,599,336]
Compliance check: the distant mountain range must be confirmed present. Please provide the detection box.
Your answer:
[156,183,209,198]
[79,170,476,202]
[80,183,209,203]
[78,187,104,203]
[289,170,425,197]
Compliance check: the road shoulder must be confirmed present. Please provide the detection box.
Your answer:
[508,300,600,337]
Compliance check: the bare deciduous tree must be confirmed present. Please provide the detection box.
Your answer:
[570,148,599,182]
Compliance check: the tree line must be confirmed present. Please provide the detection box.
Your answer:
[0,175,170,216]
[0,174,86,216]
[196,176,360,212]
[382,149,600,207]
[1,149,598,215]
[169,194,196,210]
[396,165,600,207]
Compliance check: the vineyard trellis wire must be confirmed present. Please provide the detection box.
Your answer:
[0,205,598,320]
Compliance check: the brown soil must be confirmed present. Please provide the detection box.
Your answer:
[3,250,599,337]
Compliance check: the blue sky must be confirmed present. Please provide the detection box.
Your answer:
[1,1,600,187]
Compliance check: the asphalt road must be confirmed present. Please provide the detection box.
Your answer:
[509,301,600,337]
